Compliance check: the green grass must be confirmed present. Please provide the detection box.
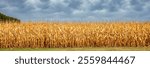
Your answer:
[0,47,150,51]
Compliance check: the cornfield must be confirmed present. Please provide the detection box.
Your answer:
[0,21,150,48]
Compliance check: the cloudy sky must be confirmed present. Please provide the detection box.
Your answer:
[0,0,150,21]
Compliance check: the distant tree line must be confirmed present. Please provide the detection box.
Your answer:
[0,12,20,23]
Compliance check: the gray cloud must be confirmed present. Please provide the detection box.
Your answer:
[0,0,150,21]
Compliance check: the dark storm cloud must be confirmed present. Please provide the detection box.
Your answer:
[0,0,150,21]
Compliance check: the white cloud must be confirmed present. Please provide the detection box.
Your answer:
[25,0,42,11]
[72,10,85,15]
[3,6,18,11]
[48,0,69,7]
[124,0,138,11]
[25,0,42,6]
[93,9,108,14]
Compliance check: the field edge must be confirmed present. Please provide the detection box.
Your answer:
[0,47,150,51]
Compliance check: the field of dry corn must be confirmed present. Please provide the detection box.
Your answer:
[0,21,150,48]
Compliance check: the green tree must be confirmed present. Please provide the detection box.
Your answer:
[0,12,20,23]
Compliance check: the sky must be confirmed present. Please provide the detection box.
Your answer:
[0,0,150,22]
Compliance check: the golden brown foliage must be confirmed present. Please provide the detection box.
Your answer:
[0,21,150,48]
